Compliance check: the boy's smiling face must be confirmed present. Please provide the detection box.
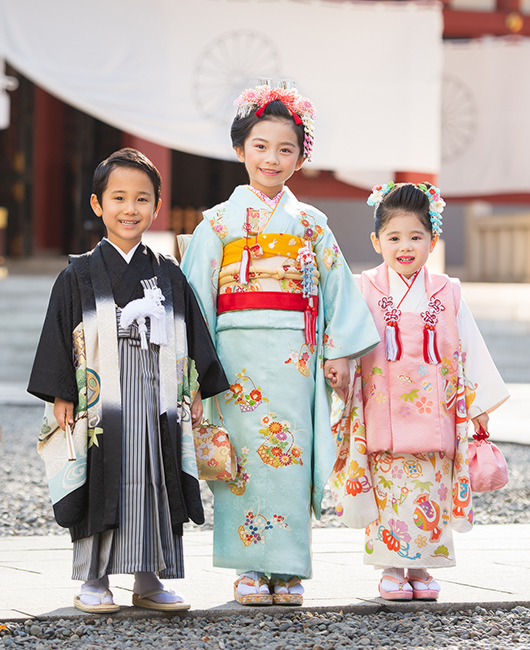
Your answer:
[90,166,161,253]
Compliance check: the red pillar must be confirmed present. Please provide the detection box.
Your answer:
[32,87,66,252]
[121,134,171,231]
[394,172,438,186]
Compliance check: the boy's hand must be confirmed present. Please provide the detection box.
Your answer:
[324,356,350,401]
[54,398,74,431]
[191,390,203,429]
[471,412,489,434]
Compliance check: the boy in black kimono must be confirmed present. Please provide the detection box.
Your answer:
[29,148,228,613]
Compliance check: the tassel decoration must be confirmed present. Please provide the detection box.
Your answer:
[385,322,402,362]
[304,297,317,346]
[239,245,251,285]
[423,325,441,365]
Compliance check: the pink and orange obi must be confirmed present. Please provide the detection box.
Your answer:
[358,264,462,458]
[217,218,319,345]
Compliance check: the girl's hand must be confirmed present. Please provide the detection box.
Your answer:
[54,398,74,431]
[191,391,203,429]
[471,412,489,434]
[324,356,350,400]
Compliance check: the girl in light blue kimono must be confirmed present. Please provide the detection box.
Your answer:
[181,81,379,605]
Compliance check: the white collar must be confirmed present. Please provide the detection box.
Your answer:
[104,238,141,264]
[388,266,426,312]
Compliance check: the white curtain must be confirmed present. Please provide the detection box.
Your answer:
[440,37,530,197]
[0,0,442,175]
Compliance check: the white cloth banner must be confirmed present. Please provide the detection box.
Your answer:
[0,0,442,174]
[439,38,530,197]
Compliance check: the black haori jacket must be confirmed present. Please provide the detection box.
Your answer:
[28,240,228,541]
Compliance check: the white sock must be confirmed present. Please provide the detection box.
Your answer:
[133,571,183,603]
[271,575,304,595]
[79,576,114,605]
[408,569,440,592]
[380,567,412,593]
[238,571,270,595]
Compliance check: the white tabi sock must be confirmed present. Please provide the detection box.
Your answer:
[78,576,114,606]
[238,571,270,595]
[380,567,412,593]
[407,568,440,592]
[133,571,184,604]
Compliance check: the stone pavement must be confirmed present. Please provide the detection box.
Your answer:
[0,525,529,621]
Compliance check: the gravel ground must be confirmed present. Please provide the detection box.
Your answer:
[2,606,530,649]
[0,404,528,536]
[2,404,530,648]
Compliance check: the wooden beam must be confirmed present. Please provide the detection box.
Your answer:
[443,9,528,37]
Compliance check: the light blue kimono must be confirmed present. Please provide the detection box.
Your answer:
[181,185,379,578]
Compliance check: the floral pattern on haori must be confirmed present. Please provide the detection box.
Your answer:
[227,446,252,496]
[285,343,315,377]
[209,205,228,239]
[225,369,269,413]
[322,244,341,271]
[256,414,303,468]
[238,509,291,546]
[298,211,324,242]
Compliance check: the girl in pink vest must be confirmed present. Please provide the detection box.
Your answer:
[332,182,509,601]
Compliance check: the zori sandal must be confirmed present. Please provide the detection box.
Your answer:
[132,589,190,611]
[408,574,440,600]
[271,576,304,606]
[378,575,413,601]
[234,575,273,606]
[73,589,120,613]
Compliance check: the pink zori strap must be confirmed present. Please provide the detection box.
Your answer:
[218,291,318,314]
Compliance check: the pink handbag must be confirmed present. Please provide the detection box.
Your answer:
[468,426,508,493]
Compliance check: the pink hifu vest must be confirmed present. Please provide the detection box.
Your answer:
[359,264,461,458]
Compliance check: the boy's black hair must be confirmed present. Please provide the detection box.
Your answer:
[230,100,305,154]
[374,183,434,238]
[92,148,162,205]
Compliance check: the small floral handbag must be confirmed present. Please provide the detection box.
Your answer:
[193,396,236,481]
[468,426,508,493]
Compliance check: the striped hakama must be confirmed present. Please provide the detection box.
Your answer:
[72,307,184,580]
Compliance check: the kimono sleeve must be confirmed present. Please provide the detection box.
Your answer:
[315,226,379,360]
[180,218,223,344]
[183,275,229,400]
[458,298,510,418]
[27,267,81,404]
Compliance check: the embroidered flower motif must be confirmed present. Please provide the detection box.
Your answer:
[418,365,429,377]
[438,483,448,501]
[257,413,303,468]
[195,442,215,460]
[416,397,433,414]
[375,392,387,404]
[415,534,427,548]
[398,406,411,418]
[435,471,442,483]
[443,460,450,475]
[392,466,403,480]
[225,370,268,412]
[211,430,229,447]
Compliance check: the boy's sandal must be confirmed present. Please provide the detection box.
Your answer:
[73,589,120,613]
[132,589,190,611]
[378,575,413,601]
[270,576,304,606]
[234,576,273,606]
[408,575,440,601]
